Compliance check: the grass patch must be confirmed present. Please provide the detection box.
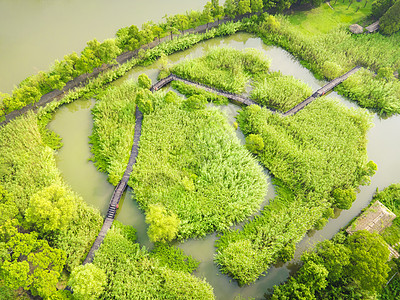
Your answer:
[289,1,372,35]
[90,80,138,186]
[171,47,270,94]
[129,92,268,239]
[250,71,313,112]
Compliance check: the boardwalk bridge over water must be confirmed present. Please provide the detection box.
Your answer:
[82,66,361,264]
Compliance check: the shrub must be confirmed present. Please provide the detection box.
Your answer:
[146,204,181,243]
[332,188,357,210]
[183,94,207,111]
[245,134,264,154]
[138,73,152,89]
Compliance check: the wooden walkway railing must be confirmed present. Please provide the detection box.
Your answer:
[151,66,361,116]
[82,106,143,265]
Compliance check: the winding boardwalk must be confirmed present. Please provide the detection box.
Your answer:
[81,65,360,265]
[82,106,143,265]
[151,66,361,116]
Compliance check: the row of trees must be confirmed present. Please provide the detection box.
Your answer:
[0,0,324,116]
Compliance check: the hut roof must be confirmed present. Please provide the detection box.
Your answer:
[366,21,380,33]
[349,24,364,34]
[347,201,396,235]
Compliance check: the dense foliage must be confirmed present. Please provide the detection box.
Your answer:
[216,98,374,284]
[0,113,103,296]
[271,231,391,299]
[171,81,229,105]
[150,243,200,273]
[129,92,267,239]
[250,71,313,112]
[251,13,400,116]
[172,47,270,94]
[92,223,215,299]
[89,81,138,185]
[380,0,400,35]
[373,184,400,250]
[372,0,396,18]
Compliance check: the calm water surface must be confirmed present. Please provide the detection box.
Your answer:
[0,0,208,93]
[48,33,400,299]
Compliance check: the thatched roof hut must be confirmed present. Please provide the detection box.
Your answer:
[349,24,364,34]
[347,201,396,235]
[347,201,399,259]
[366,21,380,33]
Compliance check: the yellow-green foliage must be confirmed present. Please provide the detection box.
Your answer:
[172,47,270,94]
[130,93,268,239]
[93,224,215,299]
[251,71,313,112]
[90,80,137,185]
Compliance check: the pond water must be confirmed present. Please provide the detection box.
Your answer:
[48,33,400,299]
[0,0,208,94]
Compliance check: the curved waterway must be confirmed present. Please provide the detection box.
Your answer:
[49,33,400,299]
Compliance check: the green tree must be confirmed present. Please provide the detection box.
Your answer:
[136,89,154,114]
[245,134,264,154]
[98,39,121,64]
[237,0,251,15]
[25,184,77,233]
[0,185,17,226]
[251,0,264,12]
[346,230,390,291]
[146,204,180,243]
[0,220,66,298]
[138,74,152,89]
[332,188,356,210]
[165,91,179,104]
[68,264,106,300]
[202,2,215,24]
[224,0,237,18]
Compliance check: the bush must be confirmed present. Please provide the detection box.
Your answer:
[332,188,357,210]
[68,264,106,300]
[138,73,152,89]
[146,204,181,243]
[245,134,264,154]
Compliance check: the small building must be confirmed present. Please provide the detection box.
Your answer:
[366,21,380,33]
[347,201,396,235]
[349,24,364,34]
[347,201,399,259]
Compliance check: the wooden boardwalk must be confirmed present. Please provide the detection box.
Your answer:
[82,106,143,265]
[151,67,361,116]
[283,66,361,116]
[151,74,258,106]
[82,66,360,265]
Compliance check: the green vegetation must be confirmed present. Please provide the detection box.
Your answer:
[68,264,107,300]
[150,243,199,273]
[250,71,313,112]
[216,98,374,284]
[171,47,270,94]
[252,13,400,116]
[289,1,372,36]
[380,0,400,35]
[171,81,229,105]
[373,184,400,250]
[130,92,267,239]
[89,81,138,185]
[146,204,181,243]
[92,223,215,299]
[0,113,103,296]
[372,0,396,18]
[272,231,391,299]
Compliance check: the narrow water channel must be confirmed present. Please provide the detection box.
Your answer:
[48,33,400,299]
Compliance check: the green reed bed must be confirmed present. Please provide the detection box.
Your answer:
[129,92,268,239]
